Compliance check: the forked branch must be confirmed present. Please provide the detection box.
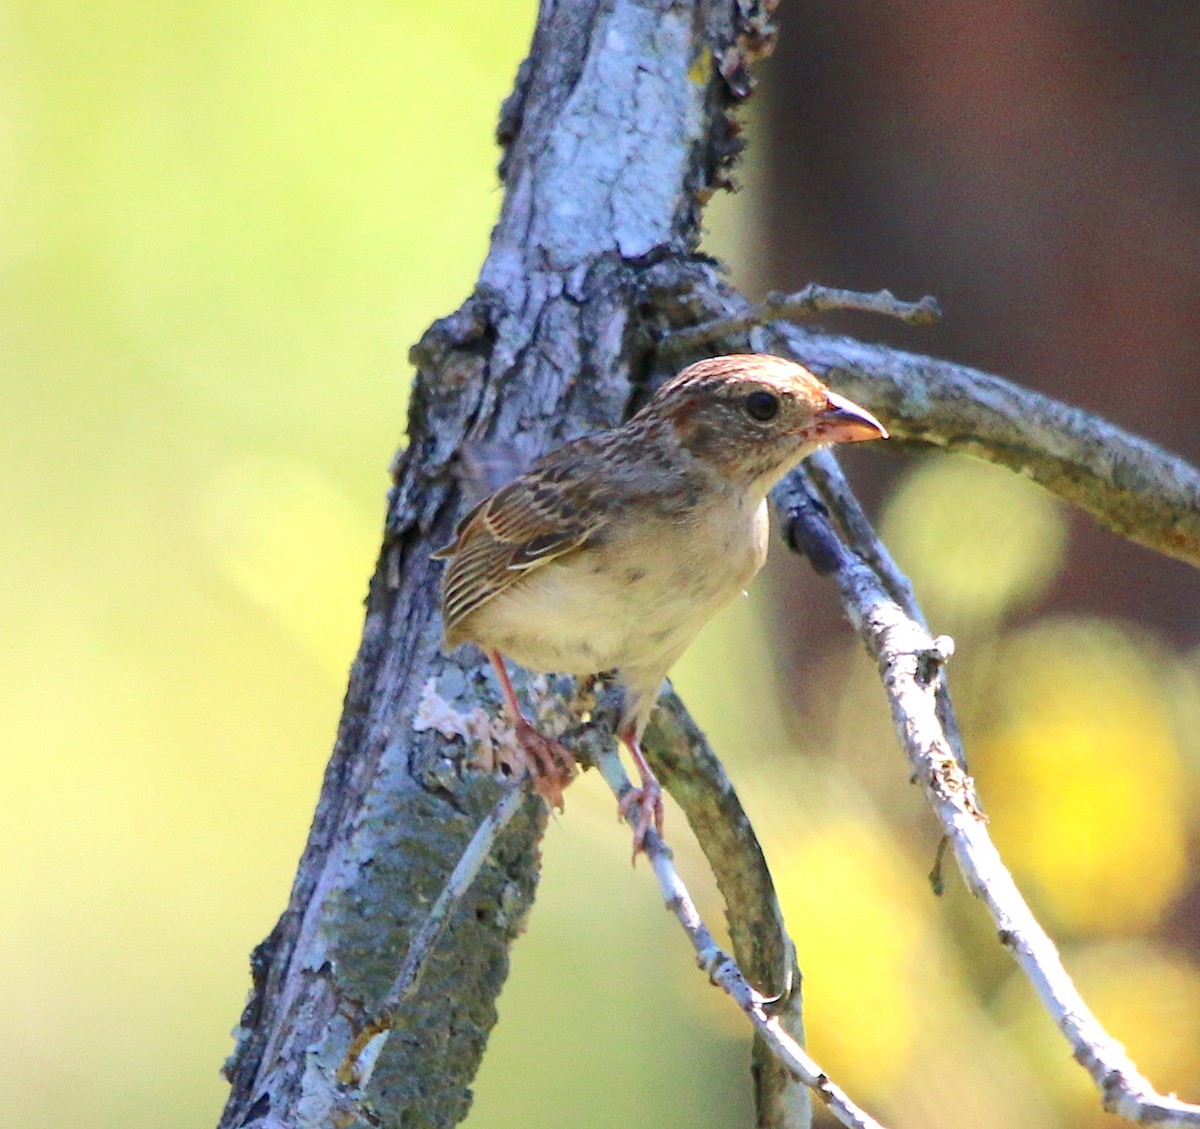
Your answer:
[664,283,942,353]
[588,742,888,1129]
[773,456,1200,1128]
[647,263,1200,570]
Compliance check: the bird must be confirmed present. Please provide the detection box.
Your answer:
[433,353,887,855]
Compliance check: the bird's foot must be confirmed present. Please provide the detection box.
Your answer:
[514,718,576,812]
[616,778,664,862]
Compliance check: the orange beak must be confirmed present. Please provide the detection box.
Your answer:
[812,391,888,444]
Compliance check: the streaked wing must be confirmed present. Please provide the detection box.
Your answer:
[435,441,609,641]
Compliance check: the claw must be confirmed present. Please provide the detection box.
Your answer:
[615,725,665,862]
[514,718,576,811]
[486,649,576,810]
[617,778,664,861]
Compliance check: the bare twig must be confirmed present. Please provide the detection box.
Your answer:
[805,451,923,625]
[590,745,890,1129]
[774,460,1200,1128]
[566,680,811,1128]
[664,283,941,353]
[804,450,967,776]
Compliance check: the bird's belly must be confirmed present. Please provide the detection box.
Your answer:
[473,569,657,675]
[465,507,768,677]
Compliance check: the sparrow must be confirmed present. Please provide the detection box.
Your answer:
[433,353,887,855]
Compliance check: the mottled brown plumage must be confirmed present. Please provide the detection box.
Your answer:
[434,354,887,853]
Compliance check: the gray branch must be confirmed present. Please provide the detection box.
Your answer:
[644,261,1200,570]
[664,283,941,352]
[773,322,1200,571]
[774,460,1200,1128]
[633,689,812,1128]
[587,739,886,1129]
[554,677,813,1129]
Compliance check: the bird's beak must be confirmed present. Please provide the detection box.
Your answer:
[812,391,888,444]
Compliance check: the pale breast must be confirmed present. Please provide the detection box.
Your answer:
[462,494,770,678]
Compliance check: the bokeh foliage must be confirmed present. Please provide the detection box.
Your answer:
[3,4,1198,1129]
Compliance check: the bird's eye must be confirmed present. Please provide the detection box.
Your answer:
[745,390,780,422]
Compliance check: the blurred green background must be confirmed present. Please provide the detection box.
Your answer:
[3,3,1199,1129]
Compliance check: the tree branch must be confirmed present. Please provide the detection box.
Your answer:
[772,322,1200,570]
[773,459,1200,1127]
[663,283,941,353]
[561,679,812,1129]
[642,260,1200,570]
[803,449,966,773]
[586,742,888,1129]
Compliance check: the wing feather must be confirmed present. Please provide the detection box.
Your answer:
[434,439,611,643]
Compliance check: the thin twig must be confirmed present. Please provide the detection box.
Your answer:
[805,451,923,624]
[664,283,940,353]
[589,684,810,1128]
[590,745,890,1129]
[804,450,968,776]
[337,781,527,1085]
[775,462,1200,1128]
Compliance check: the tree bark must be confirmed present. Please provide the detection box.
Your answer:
[218,3,784,1127]
[218,3,1200,1127]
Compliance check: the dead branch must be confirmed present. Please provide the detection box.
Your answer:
[774,459,1200,1127]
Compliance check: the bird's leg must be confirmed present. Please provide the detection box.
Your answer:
[485,649,576,810]
[616,725,665,860]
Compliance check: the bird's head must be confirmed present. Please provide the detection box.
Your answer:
[640,354,887,493]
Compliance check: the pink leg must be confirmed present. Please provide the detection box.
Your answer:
[615,725,664,861]
[485,649,575,809]
[487,648,528,722]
